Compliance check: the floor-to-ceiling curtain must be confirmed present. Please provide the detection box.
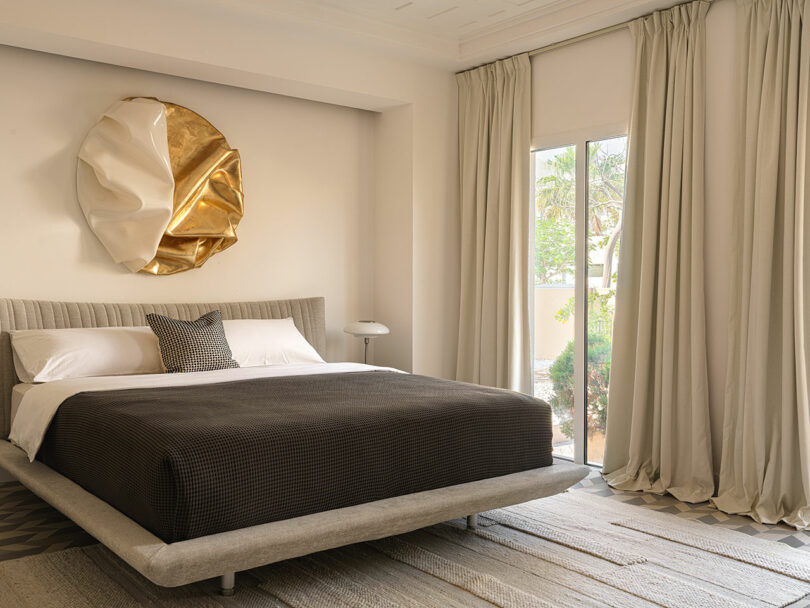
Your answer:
[602,1,715,502]
[712,0,810,529]
[456,54,532,393]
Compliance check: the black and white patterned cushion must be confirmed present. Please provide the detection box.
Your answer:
[146,310,239,373]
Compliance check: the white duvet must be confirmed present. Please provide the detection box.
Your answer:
[9,362,399,462]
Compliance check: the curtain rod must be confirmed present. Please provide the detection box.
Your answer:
[457,0,714,74]
[527,21,629,59]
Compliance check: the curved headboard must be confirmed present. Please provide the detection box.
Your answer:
[0,297,326,438]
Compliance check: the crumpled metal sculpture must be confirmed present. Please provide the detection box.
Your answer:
[77,97,244,275]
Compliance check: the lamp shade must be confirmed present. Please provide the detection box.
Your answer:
[344,320,389,338]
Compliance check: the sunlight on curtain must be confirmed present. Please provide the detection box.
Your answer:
[602,1,715,502]
[712,0,810,529]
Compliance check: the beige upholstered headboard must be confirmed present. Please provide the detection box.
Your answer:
[0,297,326,438]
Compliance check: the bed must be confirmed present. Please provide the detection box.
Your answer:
[0,297,589,594]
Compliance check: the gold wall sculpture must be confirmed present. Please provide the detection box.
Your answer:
[141,101,243,275]
[77,97,244,275]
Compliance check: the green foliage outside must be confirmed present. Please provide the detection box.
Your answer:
[535,140,626,439]
[534,146,576,285]
[548,333,611,439]
[535,218,575,285]
[554,290,615,337]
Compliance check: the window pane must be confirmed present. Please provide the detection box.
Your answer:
[532,145,577,460]
[586,136,627,466]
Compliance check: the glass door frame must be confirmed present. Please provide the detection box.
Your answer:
[530,124,626,467]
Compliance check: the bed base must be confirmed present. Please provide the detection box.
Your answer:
[220,573,235,596]
[216,512,480,595]
[215,513,481,595]
[0,440,588,593]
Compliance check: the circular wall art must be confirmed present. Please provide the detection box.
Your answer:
[77,97,244,275]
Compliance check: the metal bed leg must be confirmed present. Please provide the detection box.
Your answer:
[220,572,235,596]
[467,514,478,530]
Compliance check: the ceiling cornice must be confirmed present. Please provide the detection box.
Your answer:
[458,0,677,65]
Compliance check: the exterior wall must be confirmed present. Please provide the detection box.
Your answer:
[534,287,576,361]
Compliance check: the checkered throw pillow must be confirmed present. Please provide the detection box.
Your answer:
[146,310,239,373]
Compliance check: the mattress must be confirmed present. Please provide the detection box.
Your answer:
[34,370,553,543]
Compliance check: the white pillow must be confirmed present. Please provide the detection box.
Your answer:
[10,326,162,383]
[223,318,325,367]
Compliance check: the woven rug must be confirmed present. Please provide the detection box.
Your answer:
[1,490,809,608]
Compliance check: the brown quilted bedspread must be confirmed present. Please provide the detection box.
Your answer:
[37,371,553,542]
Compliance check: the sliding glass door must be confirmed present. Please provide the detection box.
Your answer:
[532,135,627,466]
[532,145,577,459]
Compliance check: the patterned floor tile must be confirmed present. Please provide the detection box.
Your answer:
[572,468,810,551]
[0,481,95,561]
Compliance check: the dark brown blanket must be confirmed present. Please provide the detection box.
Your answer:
[38,371,553,543]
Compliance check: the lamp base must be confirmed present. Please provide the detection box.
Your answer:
[364,337,370,364]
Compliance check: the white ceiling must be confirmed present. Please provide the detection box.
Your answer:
[239,0,680,69]
[306,0,566,38]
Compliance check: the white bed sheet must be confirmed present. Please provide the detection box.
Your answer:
[10,383,36,427]
[9,362,399,462]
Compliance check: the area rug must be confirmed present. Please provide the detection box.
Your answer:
[1,490,809,608]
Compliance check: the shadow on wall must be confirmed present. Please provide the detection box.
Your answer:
[21,114,113,272]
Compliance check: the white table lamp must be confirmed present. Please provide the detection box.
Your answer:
[344,320,389,364]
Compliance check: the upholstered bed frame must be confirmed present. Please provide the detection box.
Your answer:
[0,297,588,594]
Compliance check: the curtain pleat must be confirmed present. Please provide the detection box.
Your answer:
[712,0,810,529]
[456,54,532,393]
[602,1,715,502]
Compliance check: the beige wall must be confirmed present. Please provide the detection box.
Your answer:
[372,106,413,371]
[0,0,460,381]
[530,0,737,471]
[0,45,375,364]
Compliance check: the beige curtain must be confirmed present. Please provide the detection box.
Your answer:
[712,0,810,529]
[456,54,532,393]
[603,1,715,502]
